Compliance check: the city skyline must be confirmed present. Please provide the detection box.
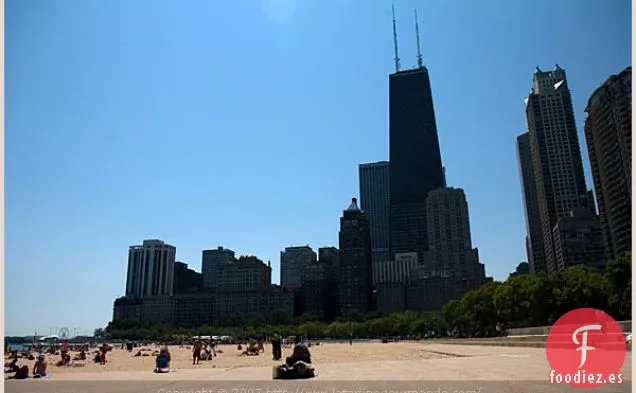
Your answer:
[6,0,631,335]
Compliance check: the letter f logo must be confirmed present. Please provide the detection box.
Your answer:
[573,324,602,368]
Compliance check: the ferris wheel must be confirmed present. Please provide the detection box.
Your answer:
[58,327,71,340]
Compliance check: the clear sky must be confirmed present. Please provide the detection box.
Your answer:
[5,0,631,336]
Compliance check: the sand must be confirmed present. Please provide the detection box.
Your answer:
[8,342,448,376]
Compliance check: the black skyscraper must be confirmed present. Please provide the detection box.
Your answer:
[388,9,445,260]
[338,198,374,317]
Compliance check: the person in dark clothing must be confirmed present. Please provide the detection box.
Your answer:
[286,336,311,366]
[5,358,19,373]
[271,335,282,361]
[14,365,29,379]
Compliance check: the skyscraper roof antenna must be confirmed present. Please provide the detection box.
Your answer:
[414,9,423,69]
[392,4,401,72]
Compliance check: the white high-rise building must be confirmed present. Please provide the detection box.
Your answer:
[524,65,594,272]
[125,239,176,298]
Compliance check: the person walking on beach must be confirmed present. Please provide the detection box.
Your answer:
[271,334,282,361]
[99,343,108,365]
[192,340,202,365]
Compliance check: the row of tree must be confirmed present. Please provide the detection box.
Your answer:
[443,252,631,335]
[103,253,631,341]
[104,310,448,341]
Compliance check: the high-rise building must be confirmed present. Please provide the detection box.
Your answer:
[552,208,607,271]
[584,67,632,260]
[524,65,593,272]
[422,187,484,280]
[388,10,445,261]
[113,294,216,328]
[216,256,271,293]
[517,132,547,274]
[173,293,216,328]
[267,285,295,321]
[125,239,176,298]
[509,262,530,278]
[201,246,235,290]
[140,296,174,325]
[173,261,203,294]
[338,198,373,316]
[280,246,317,290]
[359,161,390,271]
[318,247,340,272]
[405,187,486,311]
[373,252,418,284]
[426,187,471,253]
[112,297,142,322]
[301,262,339,322]
[215,256,272,323]
[374,251,417,313]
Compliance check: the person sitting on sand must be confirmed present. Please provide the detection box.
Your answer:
[33,355,48,378]
[202,343,213,361]
[13,365,29,379]
[240,340,259,356]
[286,336,311,367]
[154,347,171,373]
[56,353,71,367]
[5,358,19,373]
[161,346,171,362]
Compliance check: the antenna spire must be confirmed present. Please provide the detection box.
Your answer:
[392,4,401,72]
[414,9,423,69]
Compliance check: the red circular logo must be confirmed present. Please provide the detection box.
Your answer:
[546,308,627,388]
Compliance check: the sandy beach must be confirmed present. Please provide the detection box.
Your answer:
[8,342,449,376]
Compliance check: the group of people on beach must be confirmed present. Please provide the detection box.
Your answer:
[185,334,313,377]
[4,354,48,379]
[4,341,112,379]
[6,335,317,380]
[191,339,218,364]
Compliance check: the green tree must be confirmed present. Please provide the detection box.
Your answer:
[605,252,632,320]
[296,312,318,324]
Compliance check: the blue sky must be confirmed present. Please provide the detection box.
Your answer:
[5,0,631,336]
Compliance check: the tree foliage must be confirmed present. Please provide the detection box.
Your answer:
[444,253,631,336]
